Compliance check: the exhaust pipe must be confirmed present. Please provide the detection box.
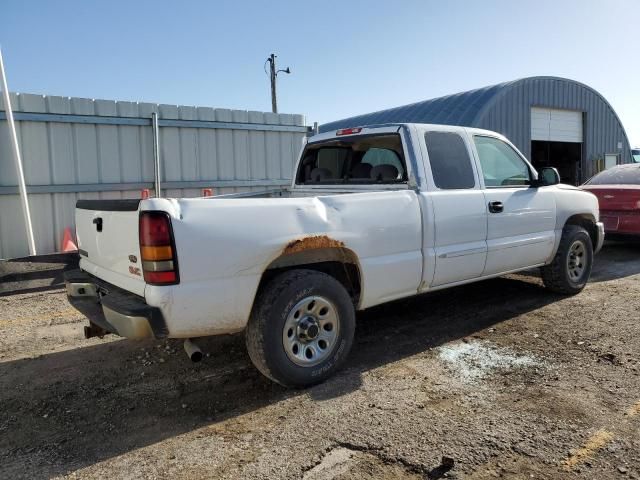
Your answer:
[184,338,203,362]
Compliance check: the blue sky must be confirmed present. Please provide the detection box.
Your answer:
[3,0,639,145]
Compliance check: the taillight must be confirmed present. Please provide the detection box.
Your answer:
[139,212,179,285]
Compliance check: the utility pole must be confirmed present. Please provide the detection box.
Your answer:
[268,54,277,113]
[266,53,290,114]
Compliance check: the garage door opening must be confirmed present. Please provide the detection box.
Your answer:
[531,141,582,185]
[531,107,584,185]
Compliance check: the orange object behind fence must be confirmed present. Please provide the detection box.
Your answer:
[61,227,78,252]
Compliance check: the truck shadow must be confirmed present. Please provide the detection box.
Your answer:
[0,274,568,478]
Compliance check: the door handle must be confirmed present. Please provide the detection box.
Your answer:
[488,201,504,213]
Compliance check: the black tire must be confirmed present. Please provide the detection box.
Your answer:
[541,225,593,294]
[245,269,355,388]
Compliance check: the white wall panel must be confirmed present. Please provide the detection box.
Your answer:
[216,108,235,181]
[72,97,100,184]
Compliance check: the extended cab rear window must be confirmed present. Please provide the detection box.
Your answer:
[424,131,475,189]
[296,134,407,185]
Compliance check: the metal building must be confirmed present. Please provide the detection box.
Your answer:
[321,76,632,185]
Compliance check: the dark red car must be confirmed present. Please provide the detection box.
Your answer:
[582,164,640,237]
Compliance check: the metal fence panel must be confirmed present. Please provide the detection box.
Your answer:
[0,93,307,258]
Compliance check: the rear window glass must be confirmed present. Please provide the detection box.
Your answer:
[424,131,475,189]
[585,166,640,185]
[296,134,407,185]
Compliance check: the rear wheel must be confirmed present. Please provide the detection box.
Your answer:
[541,225,593,294]
[246,269,355,388]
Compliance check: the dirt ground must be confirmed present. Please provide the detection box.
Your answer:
[1,243,639,480]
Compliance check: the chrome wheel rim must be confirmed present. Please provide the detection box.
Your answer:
[282,296,340,367]
[567,240,586,281]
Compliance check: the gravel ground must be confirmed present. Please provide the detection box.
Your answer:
[1,243,639,479]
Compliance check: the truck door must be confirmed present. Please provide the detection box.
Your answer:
[471,135,556,275]
[419,129,488,287]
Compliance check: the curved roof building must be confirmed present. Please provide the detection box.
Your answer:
[320,76,631,184]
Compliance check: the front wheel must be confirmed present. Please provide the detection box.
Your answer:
[541,225,593,294]
[245,269,355,388]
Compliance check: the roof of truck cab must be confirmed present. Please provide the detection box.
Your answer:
[308,123,503,143]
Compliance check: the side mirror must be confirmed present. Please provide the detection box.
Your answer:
[536,167,560,187]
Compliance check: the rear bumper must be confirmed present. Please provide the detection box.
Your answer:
[64,270,168,339]
[595,221,605,254]
[600,210,640,236]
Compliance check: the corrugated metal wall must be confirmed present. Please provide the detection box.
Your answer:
[476,77,631,179]
[0,93,308,259]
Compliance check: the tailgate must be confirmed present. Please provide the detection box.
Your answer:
[75,199,145,296]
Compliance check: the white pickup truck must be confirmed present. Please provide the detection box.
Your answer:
[66,123,604,387]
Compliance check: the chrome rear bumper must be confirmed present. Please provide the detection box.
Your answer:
[64,270,167,339]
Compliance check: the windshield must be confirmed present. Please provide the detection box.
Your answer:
[295,134,407,185]
[633,149,640,163]
[585,166,640,185]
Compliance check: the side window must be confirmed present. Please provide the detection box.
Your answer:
[424,131,475,189]
[474,136,531,187]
